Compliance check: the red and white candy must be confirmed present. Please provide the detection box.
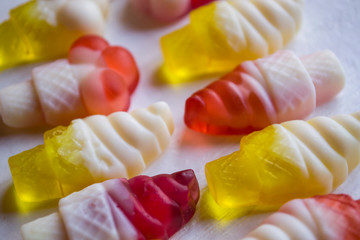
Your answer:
[21,169,200,240]
[185,50,345,134]
[0,35,139,128]
[242,194,360,240]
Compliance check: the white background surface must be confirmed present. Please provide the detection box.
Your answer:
[0,0,360,239]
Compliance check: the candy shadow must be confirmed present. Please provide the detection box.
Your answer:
[179,127,244,148]
[1,184,58,214]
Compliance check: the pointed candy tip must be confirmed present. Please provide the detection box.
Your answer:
[172,169,200,203]
[172,169,195,185]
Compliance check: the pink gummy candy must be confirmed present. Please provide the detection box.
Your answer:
[69,35,139,115]
[131,0,215,22]
[0,35,139,128]
[311,194,360,240]
[184,50,345,135]
[21,169,200,240]
[243,194,360,240]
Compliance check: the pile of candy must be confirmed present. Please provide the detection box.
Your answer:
[0,0,359,239]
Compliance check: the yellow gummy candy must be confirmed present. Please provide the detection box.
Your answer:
[205,113,360,208]
[8,102,174,202]
[8,125,94,202]
[160,0,303,83]
[0,0,108,71]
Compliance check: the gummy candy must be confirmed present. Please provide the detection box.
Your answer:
[191,0,216,8]
[242,194,360,240]
[185,50,345,135]
[160,0,304,82]
[8,102,174,202]
[21,169,200,240]
[131,0,215,22]
[205,112,360,208]
[0,0,109,71]
[0,35,139,128]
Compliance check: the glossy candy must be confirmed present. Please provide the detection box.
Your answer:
[0,35,139,128]
[8,102,174,202]
[0,0,109,71]
[131,0,215,22]
[185,50,345,135]
[161,0,304,81]
[205,112,360,208]
[21,169,200,240]
[242,194,360,240]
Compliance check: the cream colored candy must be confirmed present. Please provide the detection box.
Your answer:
[242,50,345,123]
[37,0,109,34]
[58,101,174,181]
[0,60,93,127]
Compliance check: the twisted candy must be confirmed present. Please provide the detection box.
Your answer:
[21,169,200,240]
[242,194,360,240]
[161,0,304,81]
[131,0,215,22]
[8,102,174,202]
[185,50,345,134]
[0,0,109,71]
[205,112,360,208]
[0,35,139,128]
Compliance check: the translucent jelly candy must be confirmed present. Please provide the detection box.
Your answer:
[21,169,200,240]
[161,0,304,81]
[205,112,360,208]
[131,0,215,22]
[185,50,345,134]
[8,102,174,202]
[0,0,109,71]
[0,35,139,128]
[242,194,360,240]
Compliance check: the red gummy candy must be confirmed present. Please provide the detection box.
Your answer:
[313,194,360,240]
[106,169,200,240]
[184,65,272,135]
[191,0,215,9]
[184,50,345,135]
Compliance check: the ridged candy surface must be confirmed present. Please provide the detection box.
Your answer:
[205,112,360,208]
[8,102,174,202]
[185,50,345,134]
[161,0,304,81]
[21,169,200,240]
[0,0,109,71]
[0,35,139,128]
[242,194,360,240]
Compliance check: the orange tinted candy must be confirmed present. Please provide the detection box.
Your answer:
[80,69,130,115]
[102,46,139,93]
